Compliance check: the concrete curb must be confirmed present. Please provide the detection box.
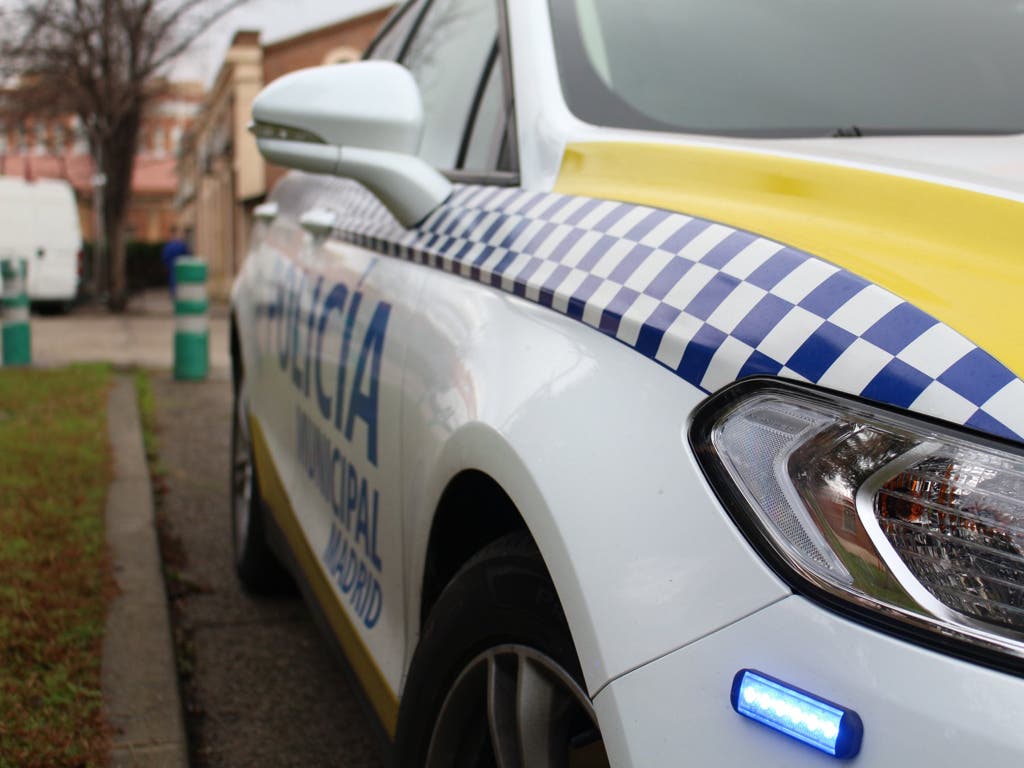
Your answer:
[102,376,189,768]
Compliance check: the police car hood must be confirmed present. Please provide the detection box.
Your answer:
[754,133,1024,198]
[555,132,1024,394]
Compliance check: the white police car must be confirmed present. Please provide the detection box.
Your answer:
[229,1,1024,764]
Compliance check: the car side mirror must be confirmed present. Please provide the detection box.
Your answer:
[251,61,452,227]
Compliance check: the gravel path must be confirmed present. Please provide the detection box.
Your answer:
[151,373,383,768]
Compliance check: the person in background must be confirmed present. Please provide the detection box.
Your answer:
[161,227,190,297]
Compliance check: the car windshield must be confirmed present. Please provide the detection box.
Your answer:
[548,0,1024,137]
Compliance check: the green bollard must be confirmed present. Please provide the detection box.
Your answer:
[1,258,31,366]
[173,257,208,380]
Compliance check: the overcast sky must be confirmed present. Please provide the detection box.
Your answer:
[170,0,393,84]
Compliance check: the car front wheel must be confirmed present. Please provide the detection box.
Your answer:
[395,533,609,767]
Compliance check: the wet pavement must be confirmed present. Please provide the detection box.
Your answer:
[31,290,230,374]
[150,374,382,767]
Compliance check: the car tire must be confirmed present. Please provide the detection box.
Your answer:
[394,533,609,768]
[230,375,290,593]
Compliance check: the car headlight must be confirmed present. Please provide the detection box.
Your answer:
[691,378,1024,669]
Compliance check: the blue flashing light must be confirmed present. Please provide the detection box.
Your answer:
[731,669,863,759]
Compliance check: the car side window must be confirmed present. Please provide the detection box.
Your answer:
[400,0,498,170]
[366,0,427,61]
[459,44,510,173]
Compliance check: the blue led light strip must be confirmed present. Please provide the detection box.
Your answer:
[731,669,863,759]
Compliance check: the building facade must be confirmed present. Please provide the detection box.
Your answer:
[177,6,393,299]
[0,80,204,244]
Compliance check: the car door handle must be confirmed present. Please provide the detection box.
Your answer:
[253,201,278,223]
[300,208,337,239]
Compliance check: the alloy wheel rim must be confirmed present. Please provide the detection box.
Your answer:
[426,644,608,768]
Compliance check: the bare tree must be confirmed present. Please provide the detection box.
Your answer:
[0,0,242,310]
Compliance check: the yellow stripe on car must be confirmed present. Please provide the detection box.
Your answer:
[249,415,400,736]
[556,141,1024,380]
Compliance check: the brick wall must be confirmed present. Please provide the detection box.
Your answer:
[262,9,392,83]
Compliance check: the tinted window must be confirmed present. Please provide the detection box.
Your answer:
[402,0,498,168]
[460,47,508,172]
[367,0,426,61]
[551,0,1024,137]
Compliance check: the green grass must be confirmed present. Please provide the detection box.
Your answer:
[0,364,113,768]
[132,370,199,707]
[133,369,162,480]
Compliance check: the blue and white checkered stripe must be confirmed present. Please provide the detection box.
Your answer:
[274,175,1024,443]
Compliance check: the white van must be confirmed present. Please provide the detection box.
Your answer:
[0,177,82,307]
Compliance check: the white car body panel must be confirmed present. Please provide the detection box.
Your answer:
[399,253,790,691]
[232,165,1024,758]
[597,595,1024,766]
[233,172,793,699]
[230,1,1024,762]
[242,209,425,694]
[506,0,577,191]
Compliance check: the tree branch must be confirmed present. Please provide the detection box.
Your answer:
[0,0,248,310]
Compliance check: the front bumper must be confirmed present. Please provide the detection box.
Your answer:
[596,594,1024,765]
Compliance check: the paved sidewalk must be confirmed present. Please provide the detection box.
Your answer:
[151,374,381,767]
[103,376,189,768]
[30,290,229,374]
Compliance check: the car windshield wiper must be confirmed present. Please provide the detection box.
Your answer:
[829,125,1022,138]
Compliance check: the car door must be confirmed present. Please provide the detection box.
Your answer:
[377,0,521,649]
[248,179,428,734]
[249,0,510,734]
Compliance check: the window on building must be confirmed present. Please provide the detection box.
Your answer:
[323,45,361,65]
[843,508,858,534]
[72,117,88,154]
[401,0,499,169]
[34,122,47,155]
